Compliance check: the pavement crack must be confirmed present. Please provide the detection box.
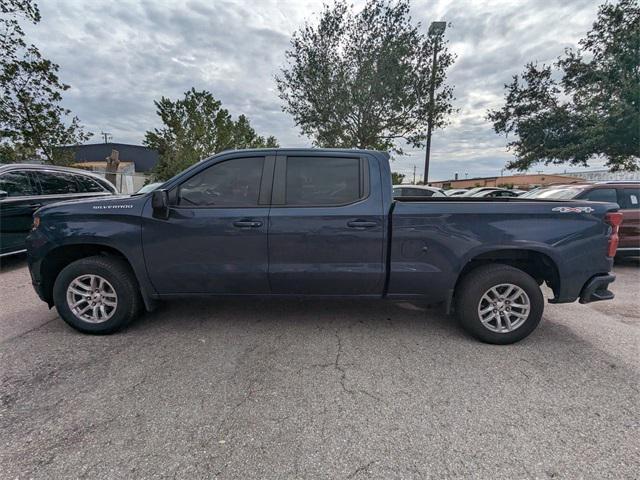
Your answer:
[346,460,375,479]
[333,331,385,405]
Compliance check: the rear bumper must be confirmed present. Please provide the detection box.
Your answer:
[579,273,615,304]
[615,247,640,258]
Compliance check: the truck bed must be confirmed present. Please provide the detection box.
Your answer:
[387,196,616,304]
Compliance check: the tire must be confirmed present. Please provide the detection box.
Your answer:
[454,264,544,345]
[53,255,142,334]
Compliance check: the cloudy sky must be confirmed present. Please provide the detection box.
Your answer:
[24,0,603,181]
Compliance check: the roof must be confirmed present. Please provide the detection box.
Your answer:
[0,163,117,191]
[0,163,107,175]
[394,185,441,190]
[199,147,390,161]
[56,143,159,173]
[537,182,640,189]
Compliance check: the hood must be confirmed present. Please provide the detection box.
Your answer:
[36,194,145,216]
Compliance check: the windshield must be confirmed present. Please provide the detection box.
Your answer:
[520,186,584,199]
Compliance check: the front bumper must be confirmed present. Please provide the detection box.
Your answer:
[27,256,49,305]
[579,273,615,304]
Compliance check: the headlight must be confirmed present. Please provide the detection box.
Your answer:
[32,215,40,230]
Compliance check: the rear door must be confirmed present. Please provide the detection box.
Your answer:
[0,170,40,255]
[618,187,640,251]
[267,151,385,295]
[142,153,274,294]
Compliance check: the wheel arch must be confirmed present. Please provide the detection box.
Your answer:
[452,248,561,304]
[39,243,154,310]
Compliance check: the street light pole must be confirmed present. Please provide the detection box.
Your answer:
[423,21,446,185]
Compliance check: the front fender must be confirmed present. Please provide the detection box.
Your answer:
[27,205,157,310]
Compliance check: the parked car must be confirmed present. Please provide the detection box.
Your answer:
[471,188,521,198]
[460,187,504,197]
[444,189,469,196]
[0,164,116,257]
[393,185,445,197]
[521,182,639,257]
[27,149,619,344]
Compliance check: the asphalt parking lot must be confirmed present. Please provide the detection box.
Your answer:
[1,255,639,479]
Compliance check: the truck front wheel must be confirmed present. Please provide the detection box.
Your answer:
[53,255,142,334]
[455,264,544,344]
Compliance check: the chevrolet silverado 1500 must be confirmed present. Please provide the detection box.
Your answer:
[26,149,620,344]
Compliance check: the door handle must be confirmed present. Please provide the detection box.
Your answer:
[28,203,42,208]
[233,220,263,228]
[347,220,378,229]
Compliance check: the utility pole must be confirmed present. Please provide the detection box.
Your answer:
[101,131,112,144]
[412,165,417,185]
[423,21,447,185]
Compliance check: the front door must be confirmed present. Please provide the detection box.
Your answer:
[142,154,273,294]
[267,152,385,295]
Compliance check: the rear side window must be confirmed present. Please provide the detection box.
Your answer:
[74,174,106,193]
[580,188,617,203]
[0,171,37,197]
[285,156,361,205]
[178,157,264,207]
[621,188,640,209]
[34,171,79,195]
[490,191,517,197]
[407,188,434,196]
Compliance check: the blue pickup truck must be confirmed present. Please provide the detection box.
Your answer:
[26,149,621,344]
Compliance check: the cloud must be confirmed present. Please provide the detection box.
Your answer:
[22,0,602,179]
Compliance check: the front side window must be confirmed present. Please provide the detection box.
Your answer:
[491,191,517,197]
[0,171,37,197]
[34,171,79,195]
[285,156,361,206]
[580,188,618,203]
[178,157,264,207]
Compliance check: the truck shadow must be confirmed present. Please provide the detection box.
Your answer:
[130,296,462,336]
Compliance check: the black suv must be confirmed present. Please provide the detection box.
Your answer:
[0,164,117,257]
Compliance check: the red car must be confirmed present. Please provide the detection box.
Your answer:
[522,181,640,257]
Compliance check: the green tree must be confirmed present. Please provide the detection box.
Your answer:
[391,171,405,184]
[488,0,640,172]
[144,89,279,180]
[0,0,91,165]
[276,0,455,155]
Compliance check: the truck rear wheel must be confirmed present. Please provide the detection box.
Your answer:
[455,264,544,344]
[53,255,142,334]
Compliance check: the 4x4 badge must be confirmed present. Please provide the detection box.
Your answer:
[552,206,595,213]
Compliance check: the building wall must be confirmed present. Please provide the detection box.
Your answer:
[73,162,150,194]
[430,174,583,189]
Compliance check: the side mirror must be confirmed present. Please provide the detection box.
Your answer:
[0,190,8,199]
[151,189,170,220]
